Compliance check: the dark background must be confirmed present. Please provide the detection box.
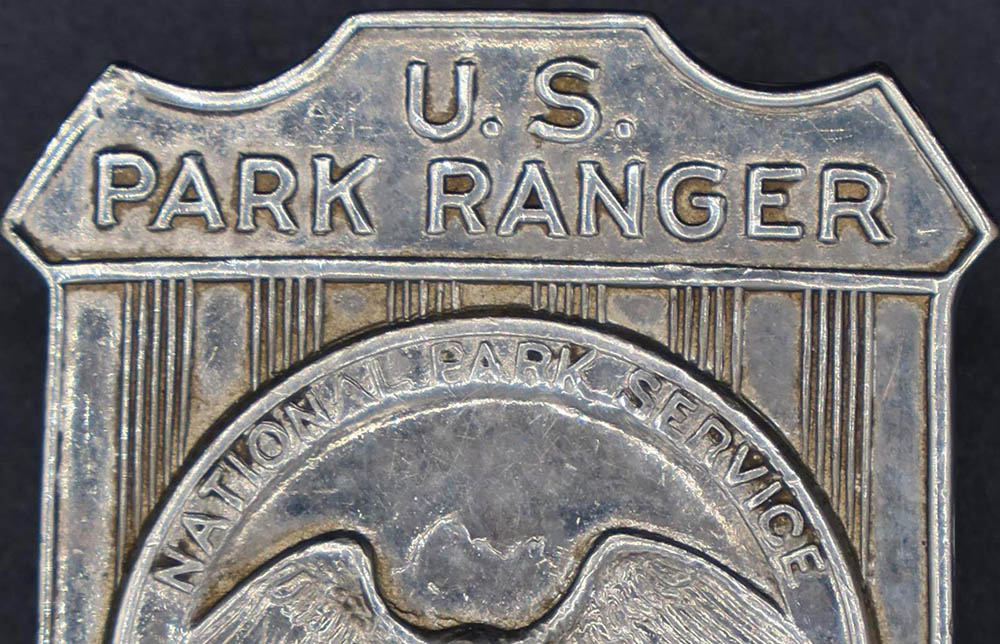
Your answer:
[1,1,997,641]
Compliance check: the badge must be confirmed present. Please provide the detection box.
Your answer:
[2,12,992,643]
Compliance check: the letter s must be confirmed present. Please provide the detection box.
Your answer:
[528,59,601,143]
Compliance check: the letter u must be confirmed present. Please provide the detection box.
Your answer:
[406,60,476,141]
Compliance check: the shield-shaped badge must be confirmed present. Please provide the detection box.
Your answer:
[2,12,993,644]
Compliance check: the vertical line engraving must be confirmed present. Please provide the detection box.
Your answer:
[714,286,725,379]
[178,279,195,456]
[683,286,695,362]
[797,287,877,564]
[115,283,134,582]
[263,278,272,378]
[312,278,324,352]
[296,277,307,362]
[148,280,162,502]
[800,290,813,458]
[250,278,261,390]
[435,281,445,313]
[668,287,679,349]
[846,291,860,535]
[731,286,744,392]
[281,278,292,369]
[132,282,148,523]
[831,291,844,504]
[861,291,875,571]
[815,288,829,487]
[162,281,178,481]
[697,286,710,370]
[386,281,396,321]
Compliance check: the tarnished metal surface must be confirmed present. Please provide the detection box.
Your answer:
[1,11,993,644]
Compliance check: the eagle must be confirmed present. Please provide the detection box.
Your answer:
[190,534,812,644]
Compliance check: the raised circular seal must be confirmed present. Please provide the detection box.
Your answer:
[114,317,871,643]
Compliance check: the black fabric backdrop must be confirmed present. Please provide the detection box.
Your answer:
[0,1,997,641]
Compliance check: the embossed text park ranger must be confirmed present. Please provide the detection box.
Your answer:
[1,12,993,644]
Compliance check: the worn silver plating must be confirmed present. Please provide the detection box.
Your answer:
[2,12,993,644]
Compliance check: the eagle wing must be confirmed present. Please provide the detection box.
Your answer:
[189,539,418,644]
[530,535,812,644]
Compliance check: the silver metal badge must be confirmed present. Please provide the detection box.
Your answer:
[2,12,992,644]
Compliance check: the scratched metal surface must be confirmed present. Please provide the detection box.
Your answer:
[1,11,994,644]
